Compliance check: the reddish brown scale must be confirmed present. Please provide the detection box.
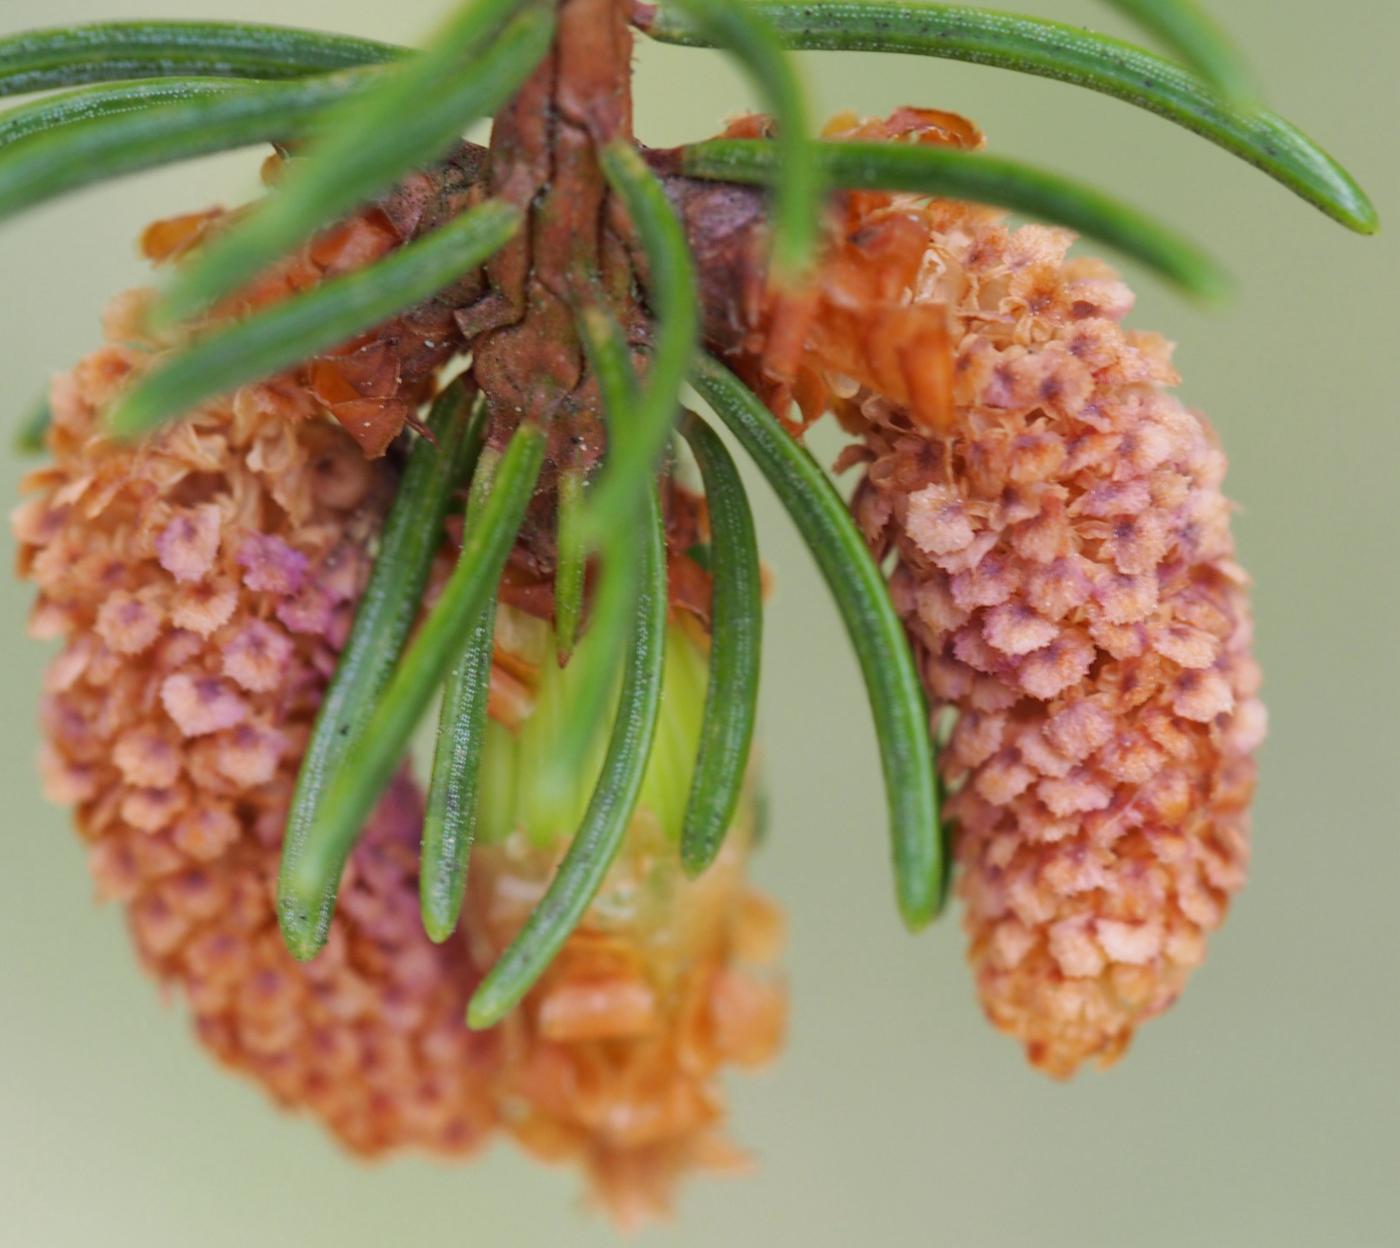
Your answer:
[141,148,489,457]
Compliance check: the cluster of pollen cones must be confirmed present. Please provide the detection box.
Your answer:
[15,208,784,1226]
[16,106,1262,1221]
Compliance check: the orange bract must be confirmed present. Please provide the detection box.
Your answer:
[737,108,985,437]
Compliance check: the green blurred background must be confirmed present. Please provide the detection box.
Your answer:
[1,1,1395,1244]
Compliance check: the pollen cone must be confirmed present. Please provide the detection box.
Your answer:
[14,266,499,1155]
[743,111,1261,1078]
[464,612,787,1228]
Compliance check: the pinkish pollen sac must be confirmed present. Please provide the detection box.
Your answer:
[222,620,295,692]
[160,673,250,738]
[156,504,222,582]
[238,533,310,596]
